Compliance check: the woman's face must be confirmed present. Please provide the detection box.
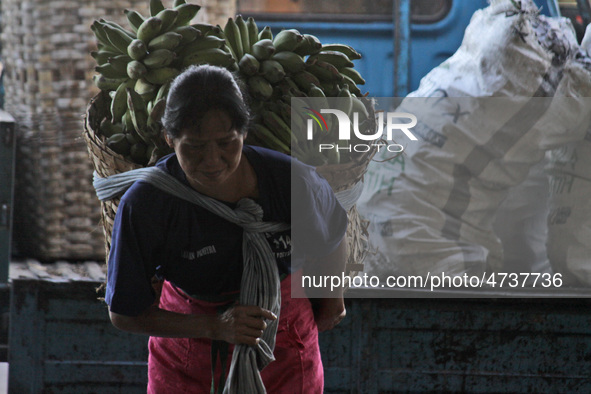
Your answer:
[166,108,246,196]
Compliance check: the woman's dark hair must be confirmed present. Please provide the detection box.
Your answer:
[161,65,251,138]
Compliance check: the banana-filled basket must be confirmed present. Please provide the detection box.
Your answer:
[84,0,377,279]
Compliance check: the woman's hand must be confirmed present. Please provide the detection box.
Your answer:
[109,304,275,344]
[313,298,346,332]
[215,305,277,346]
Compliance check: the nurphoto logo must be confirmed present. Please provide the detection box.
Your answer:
[304,107,418,154]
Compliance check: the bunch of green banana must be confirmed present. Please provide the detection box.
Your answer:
[91,0,237,165]
[219,16,369,165]
[91,2,370,167]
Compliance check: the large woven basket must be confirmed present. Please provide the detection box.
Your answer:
[84,92,375,279]
[83,91,142,260]
[316,147,376,281]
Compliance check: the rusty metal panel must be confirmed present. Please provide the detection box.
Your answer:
[320,298,591,393]
[7,279,591,392]
[8,279,148,393]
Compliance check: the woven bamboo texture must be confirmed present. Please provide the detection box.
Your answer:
[2,0,237,261]
[83,92,143,260]
[1,0,152,260]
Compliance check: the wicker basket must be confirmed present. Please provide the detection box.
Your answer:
[316,149,376,281]
[83,92,142,260]
[84,92,375,278]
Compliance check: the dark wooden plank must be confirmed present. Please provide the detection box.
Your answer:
[9,280,149,393]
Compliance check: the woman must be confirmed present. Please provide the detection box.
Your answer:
[105,64,348,393]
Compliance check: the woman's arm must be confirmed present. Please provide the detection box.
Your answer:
[305,235,348,331]
[110,304,277,346]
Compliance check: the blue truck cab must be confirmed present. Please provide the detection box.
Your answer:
[238,0,562,97]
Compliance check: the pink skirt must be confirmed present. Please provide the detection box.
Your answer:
[147,272,324,393]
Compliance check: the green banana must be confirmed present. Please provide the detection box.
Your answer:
[306,60,344,82]
[191,23,215,36]
[96,63,128,79]
[144,67,180,85]
[248,75,273,100]
[147,102,165,141]
[341,74,362,96]
[289,98,309,138]
[91,48,120,65]
[191,23,220,37]
[246,17,259,50]
[177,35,226,57]
[101,19,136,40]
[134,78,157,100]
[308,84,326,97]
[337,84,353,116]
[261,110,292,146]
[309,51,354,69]
[124,9,145,32]
[93,74,128,91]
[106,133,132,155]
[100,22,134,53]
[126,88,151,142]
[320,81,340,97]
[321,43,362,60]
[273,29,303,52]
[181,47,235,68]
[340,66,365,85]
[122,109,134,133]
[278,76,301,95]
[291,70,321,93]
[271,51,305,74]
[148,31,183,51]
[155,81,171,102]
[91,21,118,52]
[307,86,332,131]
[258,26,273,40]
[251,39,275,61]
[173,4,202,27]
[126,60,148,79]
[351,95,369,119]
[235,15,250,54]
[253,123,290,154]
[173,0,186,6]
[154,8,179,32]
[149,0,165,17]
[143,48,177,68]
[276,80,305,101]
[137,16,163,43]
[274,100,292,126]
[260,59,285,83]
[208,25,227,39]
[238,54,260,76]
[127,39,149,60]
[149,98,167,125]
[294,34,322,56]
[107,54,132,73]
[172,25,201,46]
[111,79,136,123]
[100,117,117,138]
[224,17,244,61]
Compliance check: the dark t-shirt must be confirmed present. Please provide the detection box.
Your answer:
[105,145,348,316]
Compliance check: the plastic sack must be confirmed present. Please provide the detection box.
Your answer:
[359,0,589,278]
